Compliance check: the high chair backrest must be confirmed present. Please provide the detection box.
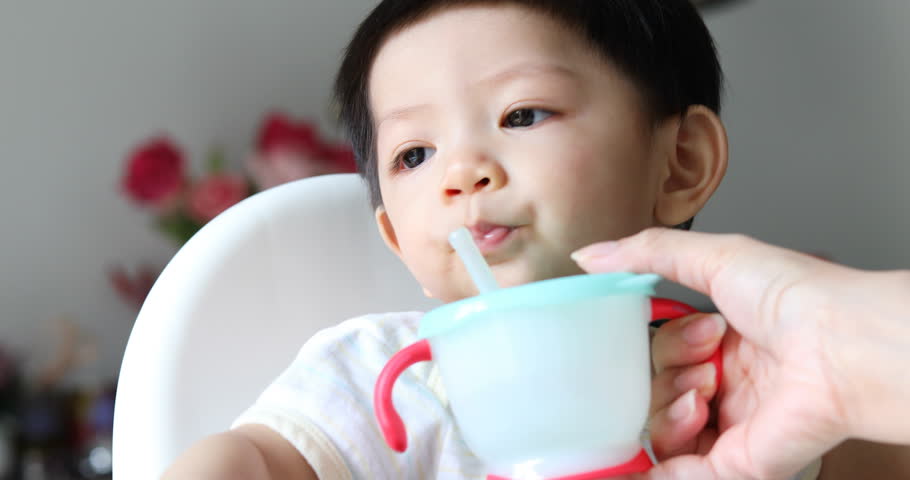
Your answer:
[112,174,436,479]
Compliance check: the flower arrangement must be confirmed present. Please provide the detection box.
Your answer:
[120,111,355,246]
[110,111,355,309]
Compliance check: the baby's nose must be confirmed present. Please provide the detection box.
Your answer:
[446,176,491,197]
[441,154,505,198]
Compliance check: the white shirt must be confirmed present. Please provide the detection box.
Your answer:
[233,312,821,480]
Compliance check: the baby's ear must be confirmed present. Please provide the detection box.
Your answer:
[654,105,728,226]
[375,206,403,258]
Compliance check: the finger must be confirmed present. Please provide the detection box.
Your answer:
[571,228,742,295]
[571,228,809,306]
[652,314,726,373]
[650,362,718,415]
[648,389,710,460]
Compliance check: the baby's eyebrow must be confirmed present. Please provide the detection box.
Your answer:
[377,103,432,132]
[375,63,579,132]
[476,62,580,89]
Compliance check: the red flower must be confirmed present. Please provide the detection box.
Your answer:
[122,137,185,209]
[108,264,159,310]
[247,112,358,190]
[257,112,322,156]
[322,144,358,173]
[186,174,249,223]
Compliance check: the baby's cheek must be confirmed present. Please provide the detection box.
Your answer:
[411,258,474,303]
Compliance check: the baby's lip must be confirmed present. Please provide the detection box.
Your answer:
[468,221,512,239]
[467,222,517,254]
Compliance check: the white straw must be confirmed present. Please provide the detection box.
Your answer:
[449,227,499,294]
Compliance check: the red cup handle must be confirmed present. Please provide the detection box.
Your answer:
[650,298,723,392]
[374,339,433,452]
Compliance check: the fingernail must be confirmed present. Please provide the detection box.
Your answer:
[571,241,619,263]
[674,362,717,396]
[682,314,726,346]
[669,389,696,422]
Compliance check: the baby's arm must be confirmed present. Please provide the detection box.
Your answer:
[162,424,317,480]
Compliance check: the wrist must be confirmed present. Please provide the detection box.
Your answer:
[825,270,910,444]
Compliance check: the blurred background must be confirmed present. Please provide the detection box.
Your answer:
[0,0,908,478]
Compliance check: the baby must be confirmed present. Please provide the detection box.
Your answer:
[163,1,899,478]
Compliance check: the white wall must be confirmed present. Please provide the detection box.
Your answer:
[0,0,908,385]
[0,0,376,384]
[660,0,910,306]
[700,0,910,268]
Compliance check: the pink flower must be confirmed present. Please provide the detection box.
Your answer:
[122,137,186,210]
[246,149,329,190]
[186,174,249,223]
[247,111,358,189]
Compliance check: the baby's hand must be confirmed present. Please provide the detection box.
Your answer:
[648,313,725,460]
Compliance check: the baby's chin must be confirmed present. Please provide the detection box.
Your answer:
[432,258,585,302]
[489,258,586,290]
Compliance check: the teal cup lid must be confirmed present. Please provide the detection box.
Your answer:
[418,272,661,339]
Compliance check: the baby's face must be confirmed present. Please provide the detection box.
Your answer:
[371,5,669,302]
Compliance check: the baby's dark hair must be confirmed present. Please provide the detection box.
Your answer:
[333,0,723,230]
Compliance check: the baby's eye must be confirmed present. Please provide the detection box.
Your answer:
[397,147,436,170]
[503,108,554,128]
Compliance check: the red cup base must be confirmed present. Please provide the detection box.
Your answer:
[486,448,653,480]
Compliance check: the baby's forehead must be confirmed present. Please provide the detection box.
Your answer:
[367,6,614,120]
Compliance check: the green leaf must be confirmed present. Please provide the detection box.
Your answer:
[206,145,226,174]
[155,213,202,246]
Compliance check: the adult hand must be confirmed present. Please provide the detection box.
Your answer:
[572,228,910,480]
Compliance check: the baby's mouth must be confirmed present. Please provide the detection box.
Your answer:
[468,222,516,254]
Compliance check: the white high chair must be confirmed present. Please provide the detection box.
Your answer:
[112,174,437,479]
